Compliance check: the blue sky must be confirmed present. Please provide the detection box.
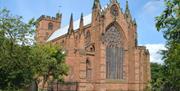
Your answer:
[0,0,166,63]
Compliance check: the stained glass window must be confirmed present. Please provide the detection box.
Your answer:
[103,25,124,79]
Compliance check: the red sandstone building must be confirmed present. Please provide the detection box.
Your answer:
[36,0,151,91]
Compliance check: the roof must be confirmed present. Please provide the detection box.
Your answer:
[47,13,92,42]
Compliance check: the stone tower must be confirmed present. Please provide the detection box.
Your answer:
[36,13,62,43]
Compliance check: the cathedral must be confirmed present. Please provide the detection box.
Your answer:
[36,0,151,91]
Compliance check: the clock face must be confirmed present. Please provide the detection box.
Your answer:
[111,4,119,16]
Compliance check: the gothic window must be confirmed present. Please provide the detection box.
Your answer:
[85,30,91,45]
[103,25,124,79]
[106,47,124,79]
[86,58,92,80]
[48,22,53,30]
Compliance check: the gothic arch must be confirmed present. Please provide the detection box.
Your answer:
[48,22,53,30]
[102,22,126,48]
[103,22,125,79]
[105,21,127,42]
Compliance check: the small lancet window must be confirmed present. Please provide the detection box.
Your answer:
[86,58,92,80]
[85,31,91,39]
[48,22,53,30]
[85,30,91,45]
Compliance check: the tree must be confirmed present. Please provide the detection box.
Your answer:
[150,63,164,91]
[154,0,180,90]
[29,44,69,90]
[0,8,69,91]
[0,8,35,90]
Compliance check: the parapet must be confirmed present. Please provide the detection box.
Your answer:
[37,13,62,23]
[137,46,150,55]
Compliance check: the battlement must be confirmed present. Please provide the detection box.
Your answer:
[138,46,146,50]
[38,15,56,21]
[37,13,62,23]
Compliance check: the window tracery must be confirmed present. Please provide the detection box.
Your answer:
[103,25,124,79]
[102,26,123,48]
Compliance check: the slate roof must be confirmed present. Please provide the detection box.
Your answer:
[47,14,92,42]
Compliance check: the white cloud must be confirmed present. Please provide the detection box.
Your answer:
[137,0,165,24]
[143,44,166,64]
[142,0,164,16]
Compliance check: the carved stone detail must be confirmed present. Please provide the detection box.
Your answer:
[111,4,119,17]
[102,26,122,47]
[85,43,95,52]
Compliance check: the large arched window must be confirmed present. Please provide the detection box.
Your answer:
[102,25,124,79]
